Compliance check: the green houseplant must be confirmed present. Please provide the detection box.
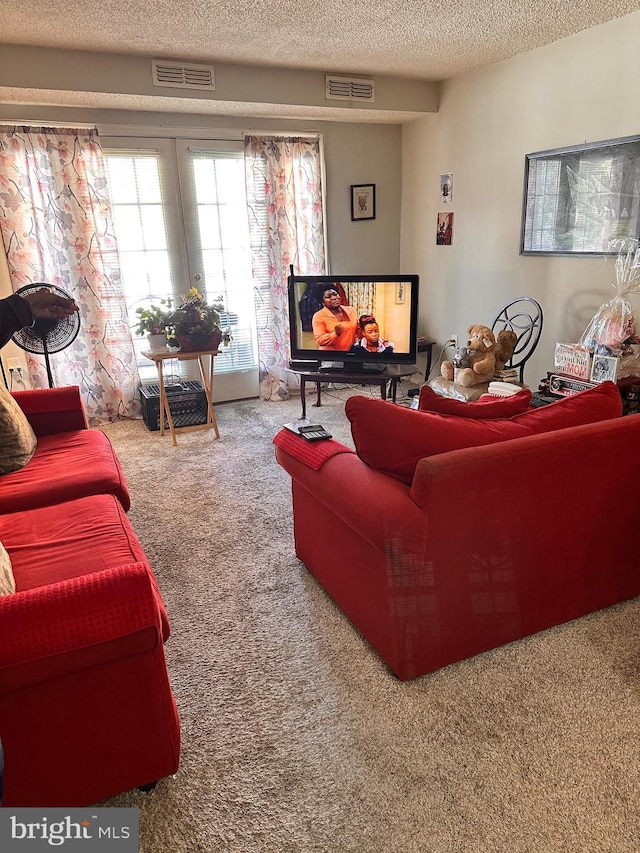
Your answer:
[134,301,173,351]
[167,288,232,352]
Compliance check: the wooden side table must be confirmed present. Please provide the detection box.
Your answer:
[142,348,220,446]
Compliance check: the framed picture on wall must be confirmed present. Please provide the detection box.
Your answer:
[521,134,640,256]
[440,173,453,205]
[436,212,454,245]
[351,184,376,221]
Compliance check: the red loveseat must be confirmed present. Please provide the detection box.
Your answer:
[0,387,180,806]
[275,383,640,681]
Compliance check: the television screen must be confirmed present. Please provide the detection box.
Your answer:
[287,274,419,369]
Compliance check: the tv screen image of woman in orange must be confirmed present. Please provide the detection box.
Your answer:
[351,314,394,354]
[311,287,358,350]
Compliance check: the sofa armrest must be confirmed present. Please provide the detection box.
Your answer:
[276,445,427,555]
[11,386,89,436]
[0,563,164,672]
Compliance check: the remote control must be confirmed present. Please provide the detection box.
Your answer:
[298,424,332,441]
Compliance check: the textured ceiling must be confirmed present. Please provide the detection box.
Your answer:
[2,0,639,81]
[1,1,639,122]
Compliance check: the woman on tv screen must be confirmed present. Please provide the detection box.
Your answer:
[311,286,358,351]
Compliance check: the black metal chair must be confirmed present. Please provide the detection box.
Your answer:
[491,296,543,383]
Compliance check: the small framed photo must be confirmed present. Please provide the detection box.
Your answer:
[590,354,620,384]
[396,282,405,304]
[351,184,376,221]
[436,212,454,245]
[440,173,453,205]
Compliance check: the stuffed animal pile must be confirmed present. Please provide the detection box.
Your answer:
[441,325,517,387]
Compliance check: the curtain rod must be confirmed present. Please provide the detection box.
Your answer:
[0,121,96,130]
[242,130,323,139]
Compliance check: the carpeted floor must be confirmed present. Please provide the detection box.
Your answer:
[100,384,640,853]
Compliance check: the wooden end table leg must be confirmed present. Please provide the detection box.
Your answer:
[198,354,219,439]
[313,381,322,408]
[425,344,433,382]
[300,378,307,419]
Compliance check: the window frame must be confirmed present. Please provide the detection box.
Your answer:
[102,135,259,398]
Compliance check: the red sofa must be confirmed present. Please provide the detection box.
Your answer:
[275,383,640,680]
[0,387,180,806]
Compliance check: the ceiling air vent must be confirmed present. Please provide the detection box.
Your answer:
[152,60,215,90]
[325,75,375,102]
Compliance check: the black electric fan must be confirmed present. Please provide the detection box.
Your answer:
[11,283,81,388]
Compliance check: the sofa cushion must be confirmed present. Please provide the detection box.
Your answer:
[418,384,532,417]
[0,540,15,596]
[0,429,130,513]
[0,385,37,475]
[0,492,169,641]
[346,381,622,485]
[0,494,146,591]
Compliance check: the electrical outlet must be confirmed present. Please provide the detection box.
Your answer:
[450,334,458,349]
[6,357,21,371]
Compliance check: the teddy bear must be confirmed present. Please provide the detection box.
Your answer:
[493,329,518,372]
[441,324,497,386]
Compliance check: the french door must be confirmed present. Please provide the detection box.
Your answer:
[103,136,259,402]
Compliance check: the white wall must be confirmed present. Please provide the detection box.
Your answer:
[401,11,640,386]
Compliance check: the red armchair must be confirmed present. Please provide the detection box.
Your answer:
[276,388,640,680]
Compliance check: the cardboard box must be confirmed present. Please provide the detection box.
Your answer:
[553,344,593,381]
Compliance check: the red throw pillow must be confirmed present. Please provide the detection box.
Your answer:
[418,385,532,418]
[346,382,622,485]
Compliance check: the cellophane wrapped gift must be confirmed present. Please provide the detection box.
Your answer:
[578,238,640,378]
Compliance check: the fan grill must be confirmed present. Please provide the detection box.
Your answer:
[13,311,80,353]
[10,283,81,387]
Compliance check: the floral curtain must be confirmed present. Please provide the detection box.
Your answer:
[0,125,140,421]
[244,135,326,401]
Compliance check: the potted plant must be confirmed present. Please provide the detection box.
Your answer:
[134,301,172,352]
[167,288,232,352]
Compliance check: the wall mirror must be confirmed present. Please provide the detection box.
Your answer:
[520,134,640,256]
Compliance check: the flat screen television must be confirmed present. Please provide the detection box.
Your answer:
[287,273,419,372]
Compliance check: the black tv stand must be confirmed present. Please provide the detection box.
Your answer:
[288,364,406,418]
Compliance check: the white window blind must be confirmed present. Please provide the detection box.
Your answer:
[104,150,174,381]
[185,149,257,373]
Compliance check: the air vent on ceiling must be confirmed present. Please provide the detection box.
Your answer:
[325,75,375,102]
[152,60,215,90]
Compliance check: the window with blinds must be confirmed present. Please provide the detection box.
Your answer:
[103,138,259,397]
[104,151,173,381]
[184,149,257,375]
